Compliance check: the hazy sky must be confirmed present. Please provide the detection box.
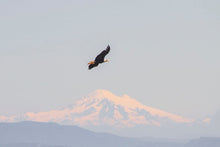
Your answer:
[0,0,220,119]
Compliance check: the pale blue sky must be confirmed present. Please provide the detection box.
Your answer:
[0,0,220,119]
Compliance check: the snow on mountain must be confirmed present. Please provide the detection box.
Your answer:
[67,89,193,127]
[0,89,193,128]
[0,115,15,122]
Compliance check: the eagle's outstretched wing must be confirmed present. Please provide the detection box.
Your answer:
[95,45,110,63]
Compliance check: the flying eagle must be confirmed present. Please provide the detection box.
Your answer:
[88,45,110,70]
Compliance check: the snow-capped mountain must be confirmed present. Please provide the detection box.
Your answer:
[0,89,193,128]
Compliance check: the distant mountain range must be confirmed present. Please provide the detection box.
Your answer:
[0,89,193,124]
[0,121,220,147]
[0,89,218,138]
[0,121,147,147]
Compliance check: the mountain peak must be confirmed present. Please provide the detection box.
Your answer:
[86,89,120,102]
[86,90,151,110]
[88,89,115,98]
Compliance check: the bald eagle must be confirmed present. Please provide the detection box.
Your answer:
[88,45,110,70]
